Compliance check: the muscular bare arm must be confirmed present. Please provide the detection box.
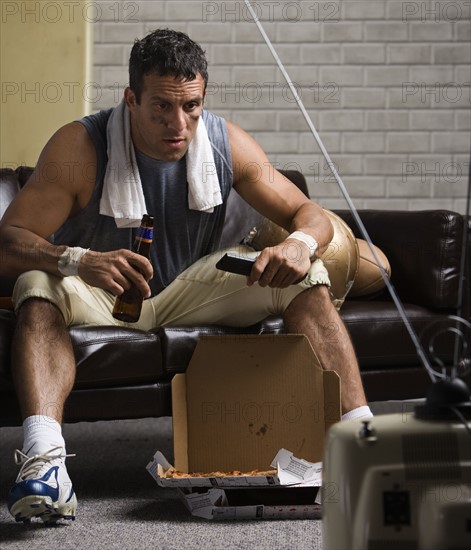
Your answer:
[227,121,334,288]
[0,123,152,297]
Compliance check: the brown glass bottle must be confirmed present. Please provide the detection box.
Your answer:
[112,214,154,322]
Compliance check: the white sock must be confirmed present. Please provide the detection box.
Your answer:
[341,405,373,422]
[22,415,66,457]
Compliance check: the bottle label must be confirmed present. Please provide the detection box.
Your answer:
[137,227,153,243]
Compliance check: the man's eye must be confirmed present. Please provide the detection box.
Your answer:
[186,103,198,111]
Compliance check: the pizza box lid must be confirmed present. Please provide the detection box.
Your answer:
[165,334,340,476]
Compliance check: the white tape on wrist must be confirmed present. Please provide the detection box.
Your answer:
[288,231,318,259]
[57,247,90,277]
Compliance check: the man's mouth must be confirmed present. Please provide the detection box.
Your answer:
[164,138,186,148]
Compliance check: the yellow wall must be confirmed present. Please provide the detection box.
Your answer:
[0,0,92,167]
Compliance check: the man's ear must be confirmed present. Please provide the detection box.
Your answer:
[124,87,137,111]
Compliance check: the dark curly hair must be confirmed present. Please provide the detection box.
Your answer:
[129,29,208,103]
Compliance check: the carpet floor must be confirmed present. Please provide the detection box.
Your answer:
[0,417,324,549]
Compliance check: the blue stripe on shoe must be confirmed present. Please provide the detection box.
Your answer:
[7,466,59,511]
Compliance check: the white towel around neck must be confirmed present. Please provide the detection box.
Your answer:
[99,100,222,228]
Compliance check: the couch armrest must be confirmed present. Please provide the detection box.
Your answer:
[335,210,464,310]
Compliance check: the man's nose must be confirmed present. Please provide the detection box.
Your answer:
[166,108,186,132]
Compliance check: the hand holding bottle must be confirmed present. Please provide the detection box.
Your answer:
[78,248,153,298]
[112,214,154,322]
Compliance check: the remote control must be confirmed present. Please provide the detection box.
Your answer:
[216,253,256,277]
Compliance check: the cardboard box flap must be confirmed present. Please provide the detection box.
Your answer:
[323,370,341,433]
[181,488,227,517]
[176,334,330,473]
[171,374,188,472]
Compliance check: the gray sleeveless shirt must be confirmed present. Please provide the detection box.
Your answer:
[54,109,233,295]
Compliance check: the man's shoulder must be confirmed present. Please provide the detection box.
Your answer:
[78,107,114,134]
[201,109,230,149]
[202,109,226,129]
[76,107,115,167]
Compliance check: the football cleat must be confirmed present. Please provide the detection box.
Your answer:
[8,446,77,524]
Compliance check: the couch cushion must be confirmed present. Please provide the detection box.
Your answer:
[0,169,20,218]
[0,170,22,296]
[155,302,457,377]
[338,210,464,310]
[70,325,164,389]
[340,300,456,370]
[63,382,172,423]
[0,310,15,389]
[0,321,165,390]
[16,166,35,187]
[155,317,285,378]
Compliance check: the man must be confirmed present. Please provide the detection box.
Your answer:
[0,29,372,523]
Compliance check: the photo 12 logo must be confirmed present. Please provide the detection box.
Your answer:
[201,400,308,424]
[1,1,139,23]
[205,80,339,105]
[402,1,471,21]
[402,161,470,183]
[202,1,340,23]
[402,82,471,104]
[1,81,125,104]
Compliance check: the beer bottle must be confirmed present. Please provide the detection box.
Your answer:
[112,214,154,323]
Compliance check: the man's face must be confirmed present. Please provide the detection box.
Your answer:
[125,72,206,162]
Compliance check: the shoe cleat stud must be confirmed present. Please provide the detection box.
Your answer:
[17,516,30,524]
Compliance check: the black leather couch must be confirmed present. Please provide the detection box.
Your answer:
[1,166,469,426]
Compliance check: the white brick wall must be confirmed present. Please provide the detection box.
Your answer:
[92,0,471,212]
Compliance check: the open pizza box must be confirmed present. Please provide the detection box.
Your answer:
[146,334,340,519]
